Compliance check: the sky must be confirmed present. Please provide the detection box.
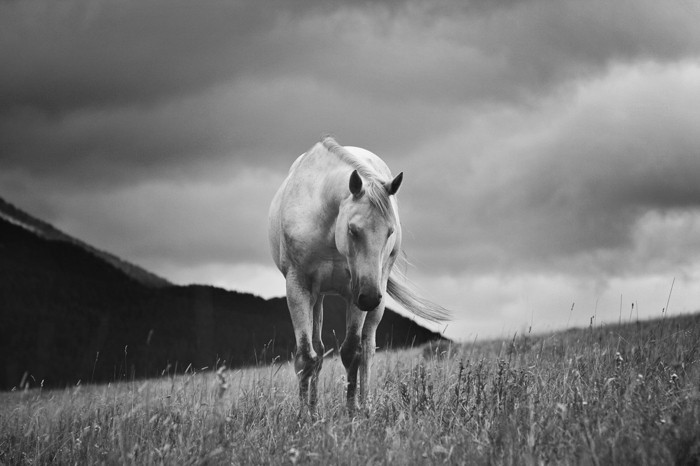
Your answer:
[2,0,700,341]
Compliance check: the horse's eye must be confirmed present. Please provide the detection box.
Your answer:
[387,227,395,238]
[348,224,359,237]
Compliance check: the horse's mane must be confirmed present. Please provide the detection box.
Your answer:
[320,136,394,219]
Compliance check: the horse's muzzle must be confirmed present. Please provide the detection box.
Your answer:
[357,292,382,312]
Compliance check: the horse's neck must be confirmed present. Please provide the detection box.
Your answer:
[320,165,353,216]
[300,143,388,222]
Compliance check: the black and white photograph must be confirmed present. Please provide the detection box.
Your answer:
[1,0,700,463]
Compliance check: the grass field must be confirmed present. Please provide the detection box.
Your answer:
[1,313,699,465]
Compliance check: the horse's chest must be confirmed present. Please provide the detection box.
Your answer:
[315,258,352,296]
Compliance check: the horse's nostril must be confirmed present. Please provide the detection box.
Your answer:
[357,293,382,312]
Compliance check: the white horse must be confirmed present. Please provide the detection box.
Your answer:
[268,136,449,416]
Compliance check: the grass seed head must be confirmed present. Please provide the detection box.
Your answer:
[215,366,229,398]
[288,447,300,464]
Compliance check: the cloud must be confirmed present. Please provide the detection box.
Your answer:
[44,167,285,268]
[397,61,700,277]
[407,267,700,340]
[0,0,286,114]
[0,75,465,189]
[3,0,699,182]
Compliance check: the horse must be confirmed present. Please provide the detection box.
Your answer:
[268,136,449,416]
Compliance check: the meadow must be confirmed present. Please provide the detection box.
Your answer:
[1,312,699,465]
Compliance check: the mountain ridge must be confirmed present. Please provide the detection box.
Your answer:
[0,197,171,288]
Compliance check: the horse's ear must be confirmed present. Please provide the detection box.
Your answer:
[349,170,363,196]
[387,172,403,195]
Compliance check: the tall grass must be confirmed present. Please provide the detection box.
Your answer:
[1,313,699,465]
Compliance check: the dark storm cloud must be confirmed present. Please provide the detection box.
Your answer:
[3,0,699,184]
[0,77,463,188]
[0,1,282,114]
[0,96,237,185]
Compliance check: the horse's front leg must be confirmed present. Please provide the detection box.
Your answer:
[359,304,384,409]
[285,271,320,417]
[309,295,325,413]
[341,304,367,416]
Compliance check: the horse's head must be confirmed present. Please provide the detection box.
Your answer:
[335,169,403,312]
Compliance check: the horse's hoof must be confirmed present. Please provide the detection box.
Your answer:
[309,408,319,422]
[346,402,358,417]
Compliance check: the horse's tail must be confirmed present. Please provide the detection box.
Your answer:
[387,259,451,323]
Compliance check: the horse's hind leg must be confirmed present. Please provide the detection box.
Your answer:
[286,272,320,416]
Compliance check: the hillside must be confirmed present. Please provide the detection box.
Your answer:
[1,305,698,464]
[0,197,170,288]
[0,197,445,390]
